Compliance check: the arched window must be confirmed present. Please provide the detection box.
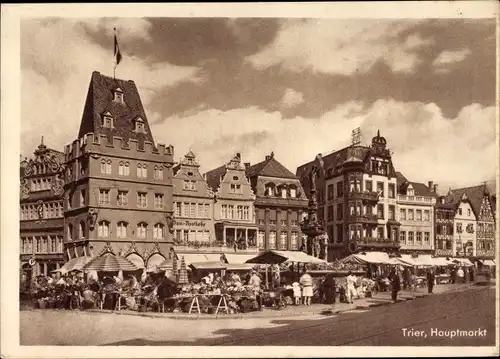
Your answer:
[137,222,148,239]
[101,159,112,175]
[119,161,125,176]
[289,185,297,198]
[98,220,110,238]
[137,163,147,178]
[153,223,164,239]
[266,183,275,197]
[67,224,73,241]
[124,162,130,176]
[117,221,128,238]
[154,166,163,180]
[79,221,85,239]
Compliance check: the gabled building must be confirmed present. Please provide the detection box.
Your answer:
[444,191,477,257]
[434,197,455,257]
[446,184,495,259]
[172,150,216,252]
[245,152,308,251]
[63,71,175,270]
[296,131,401,260]
[20,138,65,279]
[395,173,436,254]
[205,153,259,257]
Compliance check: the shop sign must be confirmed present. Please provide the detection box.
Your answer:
[28,258,36,266]
[173,220,207,228]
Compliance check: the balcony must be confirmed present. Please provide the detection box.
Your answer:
[397,194,436,205]
[355,237,400,248]
[434,249,453,257]
[348,191,379,202]
[348,213,379,224]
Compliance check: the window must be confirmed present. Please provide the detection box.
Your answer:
[290,187,297,198]
[204,203,210,218]
[408,209,414,221]
[336,224,343,243]
[281,188,287,199]
[377,204,384,219]
[336,203,343,220]
[79,222,85,239]
[268,231,277,249]
[269,220,277,225]
[113,89,124,103]
[326,184,334,200]
[336,181,344,198]
[154,166,164,180]
[400,231,406,245]
[190,203,196,218]
[98,189,110,205]
[243,206,249,220]
[458,208,462,216]
[423,210,430,221]
[184,180,196,190]
[388,205,395,220]
[137,192,147,208]
[456,223,463,233]
[230,184,242,194]
[366,205,373,215]
[258,219,265,225]
[137,223,148,238]
[377,182,384,197]
[237,205,243,220]
[117,221,128,238]
[98,221,110,238]
[50,237,57,253]
[118,162,130,176]
[416,232,422,243]
[291,220,298,227]
[154,194,164,209]
[327,206,334,221]
[175,202,181,217]
[280,219,287,226]
[467,208,471,216]
[137,164,147,178]
[100,159,112,175]
[279,232,287,249]
[400,208,406,220]
[291,232,298,250]
[408,231,414,245]
[388,183,395,198]
[416,210,422,221]
[377,227,384,239]
[117,191,128,206]
[221,205,228,219]
[103,114,113,128]
[153,224,164,239]
[424,232,430,243]
[35,237,41,253]
[228,205,235,219]
[257,231,265,249]
[79,190,86,207]
[365,180,373,192]
[135,118,145,133]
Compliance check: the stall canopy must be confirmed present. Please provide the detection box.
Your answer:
[54,256,92,275]
[181,253,222,266]
[245,250,327,265]
[224,253,256,264]
[189,261,227,270]
[397,254,453,267]
[339,252,403,266]
[83,253,139,272]
[452,258,474,267]
[482,259,496,266]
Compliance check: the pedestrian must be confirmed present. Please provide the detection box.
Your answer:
[450,267,456,284]
[299,269,313,306]
[469,266,474,282]
[292,281,301,305]
[456,266,465,283]
[389,268,401,302]
[346,271,357,304]
[324,275,336,304]
[426,268,435,294]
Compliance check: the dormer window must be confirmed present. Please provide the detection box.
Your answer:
[113,88,124,103]
[103,112,114,128]
[135,117,145,133]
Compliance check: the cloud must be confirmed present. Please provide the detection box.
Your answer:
[246,19,434,75]
[20,18,200,157]
[432,48,472,73]
[281,88,304,108]
[151,99,495,193]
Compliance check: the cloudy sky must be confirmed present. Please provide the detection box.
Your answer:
[21,17,496,194]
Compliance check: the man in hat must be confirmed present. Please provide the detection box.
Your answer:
[299,269,313,306]
[248,270,263,310]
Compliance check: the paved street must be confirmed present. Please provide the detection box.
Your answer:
[20,285,495,346]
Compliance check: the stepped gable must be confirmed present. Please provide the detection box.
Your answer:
[77,71,155,146]
[447,184,492,218]
[246,154,297,180]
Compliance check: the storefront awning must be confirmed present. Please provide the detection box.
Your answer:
[55,256,93,274]
[483,259,495,266]
[189,261,226,270]
[452,258,474,267]
[245,250,327,265]
[340,251,402,265]
[179,253,223,266]
[224,253,257,264]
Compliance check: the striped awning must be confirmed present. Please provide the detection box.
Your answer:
[55,256,92,274]
[83,254,138,272]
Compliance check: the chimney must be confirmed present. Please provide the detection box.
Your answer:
[433,184,438,193]
[428,181,433,190]
[244,162,250,170]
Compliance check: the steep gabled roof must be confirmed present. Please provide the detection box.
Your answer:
[246,156,297,180]
[204,164,227,192]
[78,71,155,146]
[395,171,409,193]
[410,182,436,197]
[447,185,491,218]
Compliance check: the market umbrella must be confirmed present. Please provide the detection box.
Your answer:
[178,256,189,284]
[172,255,178,280]
[83,253,138,272]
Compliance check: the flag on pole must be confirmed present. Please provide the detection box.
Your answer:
[114,28,122,67]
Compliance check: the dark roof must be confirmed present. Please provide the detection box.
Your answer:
[410,182,436,197]
[395,171,409,192]
[446,185,491,218]
[205,164,226,192]
[78,71,154,146]
[246,155,297,180]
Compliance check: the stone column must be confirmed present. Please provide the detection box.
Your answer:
[43,262,48,276]
[245,228,248,248]
[223,227,226,246]
[265,208,270,250]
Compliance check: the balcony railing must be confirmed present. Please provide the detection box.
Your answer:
[348,213,379,224]
[354,236,400,248]
[397,194,436,204]
[348,191,379,202]
[434,249,453,257]
[476,249,496,257]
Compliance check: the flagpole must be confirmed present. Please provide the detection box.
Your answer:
[113,27,116,79]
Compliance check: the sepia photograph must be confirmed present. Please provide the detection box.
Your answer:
[1,2,498,358]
